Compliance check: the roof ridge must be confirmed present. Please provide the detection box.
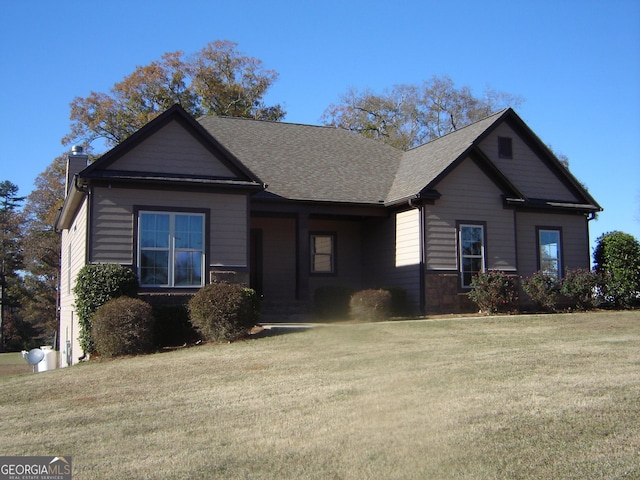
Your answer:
[405,108,510,152]
[198,114,346,131]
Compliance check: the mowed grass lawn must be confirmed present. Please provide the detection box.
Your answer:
[1,311,639,479]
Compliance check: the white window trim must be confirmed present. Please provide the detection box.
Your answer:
[138,211,205,288]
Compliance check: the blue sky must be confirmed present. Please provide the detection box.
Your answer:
[1,0,639,255]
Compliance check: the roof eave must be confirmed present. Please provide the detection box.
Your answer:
[504,197,602,214]
[80,171,264,191]
[55,176,87,231]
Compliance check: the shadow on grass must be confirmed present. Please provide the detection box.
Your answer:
[249,324,314,339]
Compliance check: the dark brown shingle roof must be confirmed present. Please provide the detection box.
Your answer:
[199,110,510,206]
[198,116,402,204]
[198,108,599,213]
[386,110,507,204]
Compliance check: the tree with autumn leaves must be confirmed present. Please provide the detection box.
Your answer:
[63,40,285,150]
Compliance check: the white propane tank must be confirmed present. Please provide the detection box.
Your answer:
[37,346,57,372]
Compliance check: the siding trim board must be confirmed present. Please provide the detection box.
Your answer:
[468,149,525,200]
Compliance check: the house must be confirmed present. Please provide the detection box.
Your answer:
[56,105,601,366]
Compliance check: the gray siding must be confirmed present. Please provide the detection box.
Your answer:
[425,157,517,272]
[59,197,89,366]
[90,186,248,267]
[479,123,580,202]
[516,211,591,277]
[106,120,236,178]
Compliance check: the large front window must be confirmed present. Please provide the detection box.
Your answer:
[459,224,485,288]
[138,212,205,287]
[538,228,562,278]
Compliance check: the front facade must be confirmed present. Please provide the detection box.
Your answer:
[56,105,601,366]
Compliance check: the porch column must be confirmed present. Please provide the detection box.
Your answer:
[296,212,310,301]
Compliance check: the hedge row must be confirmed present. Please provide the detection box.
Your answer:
[74,265,261,358]
[468,268,609,314]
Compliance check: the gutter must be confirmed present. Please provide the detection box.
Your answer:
[408,196,427,315]
[55,175,89,231]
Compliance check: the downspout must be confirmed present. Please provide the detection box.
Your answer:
[71,174,91,265]
[408,196,426,315]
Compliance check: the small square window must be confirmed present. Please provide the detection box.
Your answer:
[498,137,513,159]
[311,234,335,274]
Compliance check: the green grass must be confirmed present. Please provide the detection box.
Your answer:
[1,311,639,479]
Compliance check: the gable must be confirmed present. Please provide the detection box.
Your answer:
[387,109,600,214]
[103,119,237,178]
[478,121,580,203]
[425,156,517,272]
[78,105,263,187]
[387,110,506,205]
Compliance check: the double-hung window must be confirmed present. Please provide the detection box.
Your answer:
[538,228,562,278]
[459,224,485,288]
[138,211,205,287]
[310,233,335,274]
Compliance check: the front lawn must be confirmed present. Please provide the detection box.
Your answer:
[1,311,638,479]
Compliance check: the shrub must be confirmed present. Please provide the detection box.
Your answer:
[313,285,354,319]
[522,271,560,312]
[350,289,392,321]
[73,264,139,354]
[560,268,598,311]
[188,283,260,342]
[92,297,155,357]
[467,271,518,314]
[593,231,640,308]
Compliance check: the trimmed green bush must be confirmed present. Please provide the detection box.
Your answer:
[467,271,518,314]
[92,297,155,357]
[73,264,139,354]
[593,231,640,308]
[188,283,260,342]
[313,285,354,319]
[522,271,560,312]
[350,289,392,321]
[560,268,598,311]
